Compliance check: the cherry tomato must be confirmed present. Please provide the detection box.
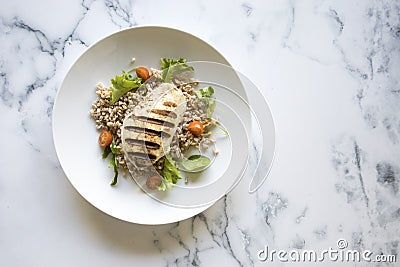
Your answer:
[136,67,150,81]
[187,121,204,136]
[98,130,113,147]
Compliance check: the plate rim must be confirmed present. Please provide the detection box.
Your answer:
[52,25,233,225]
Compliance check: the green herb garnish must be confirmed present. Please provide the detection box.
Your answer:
[108,153,118,186]
[109,70,142,105]
[180,155,211,171]
[206,98,216,118]
[160,57,194,83]
[213,120,229,136]
[196,86,216,118]
[102,146,111,159]
[201,119,229,137]
[103,141,121,186]
[158,155,182,191]
[160,58,189,70]
[110,141,121,154]
[196,86,214,98]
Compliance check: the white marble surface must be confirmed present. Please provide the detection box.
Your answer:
[1,0,400,266]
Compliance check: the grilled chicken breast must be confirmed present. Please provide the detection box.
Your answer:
[122,83,186,166]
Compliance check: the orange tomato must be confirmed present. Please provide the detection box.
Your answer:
[136,67,150,81]
[98,130,113,147]
[187,121,204,136]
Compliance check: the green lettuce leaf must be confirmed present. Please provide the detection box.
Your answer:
[109,70,142,105]
[110,141,121,154]
[102,146,111,159]
[196,86,214,98]
[160,57,188,70]
[206,98,216,118]
[158,155,182,191]
[103,141,120,186]
[196,86,216,118]
[160,57,194,83]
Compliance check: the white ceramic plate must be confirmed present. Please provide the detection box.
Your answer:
[52,26,237,225]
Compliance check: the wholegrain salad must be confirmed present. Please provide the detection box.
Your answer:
[90,58,225,191]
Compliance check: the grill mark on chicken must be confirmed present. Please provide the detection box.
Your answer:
[124,126,171,138]
[150,109,178,119]
[124,138,161,150]
[122,83,187,164]
[127,152,157,160]
[163,101,178,107]
[134,116,175,129]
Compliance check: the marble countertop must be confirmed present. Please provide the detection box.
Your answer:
[1,0,399,266]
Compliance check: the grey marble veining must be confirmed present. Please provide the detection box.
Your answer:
[1,0,399,266]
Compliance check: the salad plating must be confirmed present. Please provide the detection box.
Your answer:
[90,58,223,190]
